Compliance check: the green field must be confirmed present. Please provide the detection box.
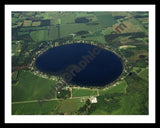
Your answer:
[12,70,57,102]
[59,98,85,114]
[99,80,128,95]
[30,30,49,42]
[48,26,58,40]
[138,68,148,81]
[12,100,60,115]
[95,13,117,27]
[12,97,85,115]
[60,23,101,38]
[72,88,97,97]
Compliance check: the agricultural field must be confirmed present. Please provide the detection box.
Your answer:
[99,80,128,95]
[12,70,57,102]
[12,100,60,115]
[30,30,49,42]
[32,21,41,26]
[23,20,32,27]
[72,88,97,97]
[11,11,149,115]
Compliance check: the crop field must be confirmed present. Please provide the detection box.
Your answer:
[59,98,85,114]
[60,23,101,37]
[12,70,57,102]
[32,21,41,26]
[23,20,32,27]
[112,21,138,34]
[48,26,58,40]
[95,13,117,27]
[12,100,60,115]
[99,80,128,95]
[127,49,148,63]
[30,30,49,42]
[12,97,86,115]
[72,88,97,97]
[138,68,148,81]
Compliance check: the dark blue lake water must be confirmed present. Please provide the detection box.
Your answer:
[35,43,123,87]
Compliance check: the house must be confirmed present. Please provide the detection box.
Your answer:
[89,96,97,103]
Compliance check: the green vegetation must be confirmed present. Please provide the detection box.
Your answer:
[99,80,127,95]
[117,73,148,115]
[12,70,57,102]
[95,13,117,27]
[12,93,85,115]
[30,30,49,42]
[57,89,71,99]
[82,73,148,115]
[59,98,85,114]
[12,100,60,115]
[72,88,97,97]
[75,17,90,23]
[138,68,148,81]
[12,11,149,115]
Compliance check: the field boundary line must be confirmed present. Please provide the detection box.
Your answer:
[12,94,99,105]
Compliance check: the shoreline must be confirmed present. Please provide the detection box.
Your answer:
[28,40,130,89]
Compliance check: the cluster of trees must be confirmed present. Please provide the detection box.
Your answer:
[57,89,71,99]
[12,28,19,40]
[75,17,90,23]
[75,30,89,36]
[105,32,146,43]
[134,15,148,18]
[93,93,122,114]
[114,16,126,19]
[40,20,50,26]
[128,32,147,39]
[12,70,20,84]
[76,99,92,115]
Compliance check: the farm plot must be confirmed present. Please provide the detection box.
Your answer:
[12,70,57,102]
[30,30,49,42]
[12,100,60,115]
[59,98,85,114]
[32,21,41,26]
[95,13,117,27]
[99,80,128,95]
[60,23,102,38]
[72,88,97,97]
[138,68,148,81]
[48,26,58,40]
[23,20,32,27]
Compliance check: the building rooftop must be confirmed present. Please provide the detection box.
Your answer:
[89,96,97,103]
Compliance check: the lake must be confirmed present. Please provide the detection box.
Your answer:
[35,43,123,87]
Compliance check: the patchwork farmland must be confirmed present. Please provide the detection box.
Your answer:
[12,11,149,115]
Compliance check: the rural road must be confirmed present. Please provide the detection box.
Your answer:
[12,95,98,105]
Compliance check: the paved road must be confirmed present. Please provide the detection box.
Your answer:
[12,98,63,104]
[12,95,98,105]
